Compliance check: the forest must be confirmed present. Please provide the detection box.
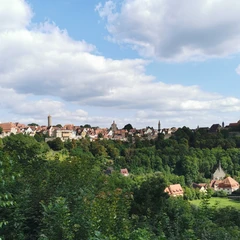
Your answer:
[1,126,240,239]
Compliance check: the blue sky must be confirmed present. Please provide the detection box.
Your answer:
[1,0,240,128]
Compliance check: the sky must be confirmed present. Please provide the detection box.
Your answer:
[1,0,240,129]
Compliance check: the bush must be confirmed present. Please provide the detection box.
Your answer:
[213,190,228,197]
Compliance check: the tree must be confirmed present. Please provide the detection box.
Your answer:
[131,173,168,218]
[47,138,64,151]
[3,134,44,162]
[0,151,16,237]
[28,123,39,126]
[123,124,133,132]
[39,197,73,240]
[34,132,46,142]
[0,126,3,134]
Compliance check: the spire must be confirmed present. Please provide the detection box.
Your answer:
[219,161,221,169]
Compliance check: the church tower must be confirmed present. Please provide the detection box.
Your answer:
[48,115,52,127]
[111,121,117,132]
[213,161,226,180]
[158,120,161,134]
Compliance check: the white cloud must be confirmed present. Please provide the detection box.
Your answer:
[0,0,240,128]
[236,65,240,75]
[97,0,240,61]
[0,0,32,31]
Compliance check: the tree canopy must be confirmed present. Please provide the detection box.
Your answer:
[1,128,240,239]
[123,123,133,131]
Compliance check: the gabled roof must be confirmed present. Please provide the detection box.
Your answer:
[0,122,16,132]
[209,124,221,133]
[219,177,239,188]
[164,184,184,196]
[192,183,208,189]
[120,168,129,176]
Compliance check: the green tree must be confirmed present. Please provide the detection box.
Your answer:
[39,197,73,240]
[47,138,64,151]
[0,151,16,238]
[123,124,133,132]
[28,123,39,126]
[3,134,44,163]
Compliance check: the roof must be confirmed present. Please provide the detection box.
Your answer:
[211,177,239,189]
[120,168,129,176]
[0,122,16,132]
[164,184,184,196]
[209,124,221,133]
[192,183,208,189]
[213,163,226,180]
[218,177,239,188]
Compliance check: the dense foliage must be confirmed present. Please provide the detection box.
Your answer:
[1,127,240,239]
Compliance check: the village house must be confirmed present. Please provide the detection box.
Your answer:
[210,163,239,194]
[164,184,184,197]
[0,122,18,137]
[209,123,222,133]
[120,168,129,177]
[210,177,239,195]
[192,183,208,193]
[228,120,240,128]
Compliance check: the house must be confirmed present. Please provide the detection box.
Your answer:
[210,163,239,194]
[209,124,222,133]
[120,168,129,177]
[164,184,184,197]
[0,122,17,136]
[192,183,208,193]
[22,127,35,136]
[229,120,240,128]
[210,177,239,195]
[54,129,73,141]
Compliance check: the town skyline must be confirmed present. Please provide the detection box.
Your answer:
[1,115,239,131]
[1,0,240,129]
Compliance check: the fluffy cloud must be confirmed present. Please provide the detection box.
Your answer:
[1,0,240,128]
[0,0,32,31]
[96,0,240,61]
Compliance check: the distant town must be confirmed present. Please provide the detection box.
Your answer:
[1,115,240,141]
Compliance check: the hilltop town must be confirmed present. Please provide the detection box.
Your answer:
[0,116,166,141]
[1,116,240,142]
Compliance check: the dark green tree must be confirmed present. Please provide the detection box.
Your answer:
[123,124,133,132]
[47,138,64,151]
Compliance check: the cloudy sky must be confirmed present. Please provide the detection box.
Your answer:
[1,0,240,129]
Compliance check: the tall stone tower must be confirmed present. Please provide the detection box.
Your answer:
[111,121,117,132]
[158,120,161,134]
[48,115,52,127]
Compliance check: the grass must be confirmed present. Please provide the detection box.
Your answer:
[45,149,69,161]
[190,197,240,210]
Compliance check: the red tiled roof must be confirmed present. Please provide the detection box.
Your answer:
[0,122,16,132]
[120,168,129,175]
[164,184,184,196]
[218,177,239,188]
